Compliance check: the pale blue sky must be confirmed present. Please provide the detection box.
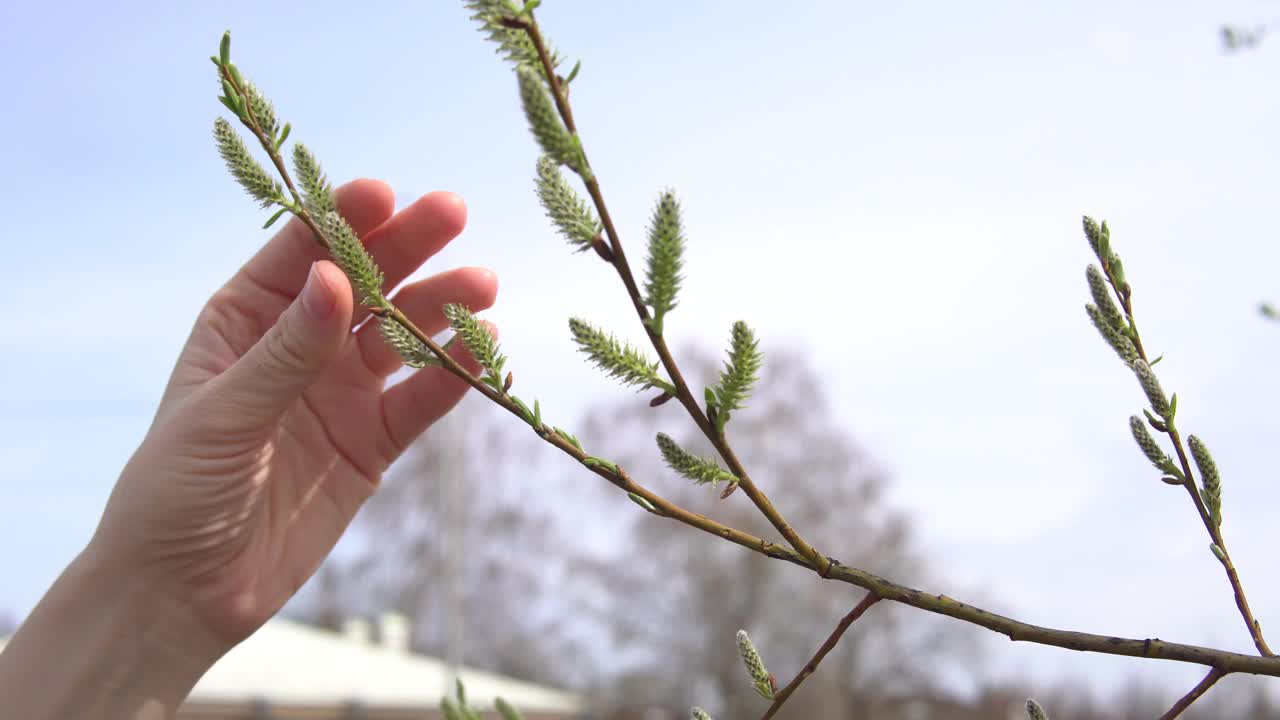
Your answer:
[4,0,1280,701]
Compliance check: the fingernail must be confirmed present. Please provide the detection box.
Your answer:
[301,262,335,320]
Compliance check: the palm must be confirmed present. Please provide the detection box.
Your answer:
[105,182,496,645]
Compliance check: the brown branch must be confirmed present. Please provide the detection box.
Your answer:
[761,593,882,719]
[222,32,1280,713]
[516,11,831,576]
[1158,668,1225,720]
[1115,283,1272,657]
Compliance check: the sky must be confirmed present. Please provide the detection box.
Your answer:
[3,0,1280,705]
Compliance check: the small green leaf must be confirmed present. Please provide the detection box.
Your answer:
[275,121,291,150]
[217,95,242,116]
[511,396,535,425]
[441,698,464,720]
[220,79,237,103]
[219,30,231,66]
[1109,253,1127,290]
[262,206,289,229]
[520,0,541,13]
[1210,543,1227,564]
[554,426,582,451]
[495,698,524,720]
[565,59,582,84]
[627,492,657,512]
[533,398,542,427]
[583,456,618,474]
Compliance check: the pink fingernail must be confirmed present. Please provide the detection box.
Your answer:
[301,263,335,320]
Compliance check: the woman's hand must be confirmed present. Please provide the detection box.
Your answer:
[96,179,496,648]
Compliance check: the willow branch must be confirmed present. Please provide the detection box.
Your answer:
[1158,668,1225,720]
[1114,282,1271,657]
[511,11,830,576]
[761,593,881,720]
[220,33,1280,714]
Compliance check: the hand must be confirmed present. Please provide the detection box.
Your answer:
[93,180,496,649]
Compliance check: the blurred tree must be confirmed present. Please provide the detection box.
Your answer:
[571,346,974,719]
[289,395,590,688]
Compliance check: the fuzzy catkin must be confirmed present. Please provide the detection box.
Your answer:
[213,118,281,208]
[656,433,735,486]
[518,66,577,171]
[644,191,685,329]
[1188,435,1222,526]
[534,155,599,251]
[1129,416,1178,476]
[1131,359,1170,417]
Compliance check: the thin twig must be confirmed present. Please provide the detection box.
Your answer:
[761,593,882,719]
[1158,668,1225,720]
[516,11,831,576]
[234,120,1280,678]
[222,35,1280,710]
[1114,283,1272,657]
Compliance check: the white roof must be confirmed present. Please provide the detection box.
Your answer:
[189,618,584,712]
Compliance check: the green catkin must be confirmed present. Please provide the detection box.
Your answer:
[1085,304,1138,363]
[644,191,685,332]
[1128,416,1180,477]
[444,304,506,379]
[213,118,281,208]
[656,433,736,487]
[292,143,336,217]
[713,321,763,417]
[517,66,578,170]
[1188,434,1223,527]
[534,155,599,251]
[568,318,672,392]
[1086,264,1124,330]
[736,629,774,700]
[1131,359,1170,418]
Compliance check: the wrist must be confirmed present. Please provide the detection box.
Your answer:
[0,544,226,719]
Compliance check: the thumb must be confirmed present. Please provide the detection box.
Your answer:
[216,261,354,425]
